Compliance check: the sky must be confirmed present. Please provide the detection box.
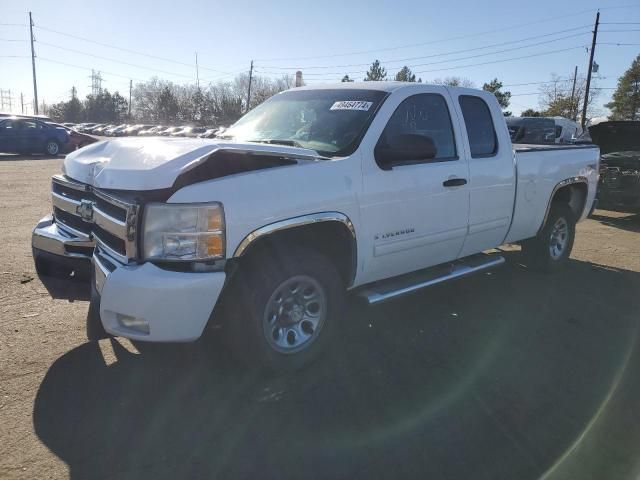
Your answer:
[1,0,639,116]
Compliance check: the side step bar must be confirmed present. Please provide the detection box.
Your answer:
[358,254,505,305]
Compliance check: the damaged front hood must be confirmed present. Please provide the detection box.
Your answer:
[63,137,324,190]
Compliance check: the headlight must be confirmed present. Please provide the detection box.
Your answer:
[142,203,225,261]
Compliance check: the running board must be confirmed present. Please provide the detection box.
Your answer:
[358,254,505,305]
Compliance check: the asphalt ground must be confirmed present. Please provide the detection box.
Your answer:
[1,153,640,479]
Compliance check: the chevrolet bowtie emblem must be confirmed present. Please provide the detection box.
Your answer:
[76,199,94,222]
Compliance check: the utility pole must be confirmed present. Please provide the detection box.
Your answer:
[29,12,39,114]
[21,92,24,114]
[128,79,132,119]
[246,60,253,113]
[581,11,599,129]
[570,66,578,121]
[195,52,200,89]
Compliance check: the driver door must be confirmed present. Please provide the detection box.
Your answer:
[358,89,470,284]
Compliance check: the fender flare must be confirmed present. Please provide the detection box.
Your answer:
[537,176,588,234]
[232,212,357,285]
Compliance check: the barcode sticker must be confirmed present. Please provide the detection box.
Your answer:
[330,101,373,111]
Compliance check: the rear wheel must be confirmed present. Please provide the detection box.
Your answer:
[45,140,60,156]
[522,204,575,272]
[223,245,345,372]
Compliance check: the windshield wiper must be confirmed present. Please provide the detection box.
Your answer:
[248,139,305,148]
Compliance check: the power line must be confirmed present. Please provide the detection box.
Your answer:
[278,44,587,77]
[38,40,200,80]
[0,23,27,27]
[258,25,591,70]
[256,8,603,62]
[598,42,640,46]
[37,57,147,83]
[34,24,243,75]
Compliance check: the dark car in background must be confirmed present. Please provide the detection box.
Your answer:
[590,121,640,212]
[47,122,98,152]
[0,117,69,155]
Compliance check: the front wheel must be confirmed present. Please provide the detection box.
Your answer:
[223,245,345,372]
[45,140,60,156]
[522,204,576,272]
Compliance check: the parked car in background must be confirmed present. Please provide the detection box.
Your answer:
[507,116,582,144]
[123,124,154,136]
[91,124,115,135]
[590,121,640,212]
[198,128,218,138]
[85,124,106,134]
[75,123,98,133]
[62,122,76,128]
[138,125,165,136]
[553,117,582,143]
[0,113,52,122]
[159,126,182,136]
[108,125,131,137]
[173,126,206,137]
[0,117,69,155]
[47,122,98,152]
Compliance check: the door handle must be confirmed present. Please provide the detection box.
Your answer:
[443,178,467,187]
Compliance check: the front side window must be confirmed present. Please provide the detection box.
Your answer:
[222,89,388,157]
[459,95,497,157]
[376,93,457,167]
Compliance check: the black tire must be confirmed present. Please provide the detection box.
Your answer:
[522,203,576,273]
[45,140,60,156]
[223,244,345,372]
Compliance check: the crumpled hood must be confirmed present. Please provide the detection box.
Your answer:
[63,137,323,190]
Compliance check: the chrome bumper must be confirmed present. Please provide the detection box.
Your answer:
[32,215,95,259]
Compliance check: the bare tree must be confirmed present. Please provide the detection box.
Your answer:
[538,73,600,121]
[432,76,475,88]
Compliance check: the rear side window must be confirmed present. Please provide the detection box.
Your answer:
[459,95,497,157]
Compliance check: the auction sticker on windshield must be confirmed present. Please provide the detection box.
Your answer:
[330,101,373,111]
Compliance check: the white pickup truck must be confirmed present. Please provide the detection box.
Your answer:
[32,83,599,370]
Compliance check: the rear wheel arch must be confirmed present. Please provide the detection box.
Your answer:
[539,177,588,234]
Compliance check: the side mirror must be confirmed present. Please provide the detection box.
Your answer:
[375,134,437,170]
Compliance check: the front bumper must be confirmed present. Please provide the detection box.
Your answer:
[94,253,226,342]
[32,215,94,278]
[33,215,226,343]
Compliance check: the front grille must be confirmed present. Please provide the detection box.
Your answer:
[54,207,91,235]
[93,224,126,257]
[51,174,139,264]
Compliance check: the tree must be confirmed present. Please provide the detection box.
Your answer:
[432,76,475,88]
[156,86,180,124]
[395,66,416,82]
[482,78,511,112]
[539,73,599,121]
[521,108,542,117]
[605,54,640,120]
[341,75,354,82]
[364,60,387,81]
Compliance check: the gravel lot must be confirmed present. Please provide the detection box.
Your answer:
[1,154,640,480]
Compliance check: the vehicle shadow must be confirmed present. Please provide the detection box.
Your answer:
[590,211,640,233]
[33,256,640,480]
[37,274,91,301]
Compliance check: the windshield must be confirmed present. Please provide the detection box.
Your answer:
[221,88,388,156]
